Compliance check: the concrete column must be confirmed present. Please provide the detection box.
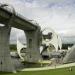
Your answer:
[25,28,42,62]
[0,26,15,72]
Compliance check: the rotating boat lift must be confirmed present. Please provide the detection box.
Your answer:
[17,27,62,62]
[0,3,42,72]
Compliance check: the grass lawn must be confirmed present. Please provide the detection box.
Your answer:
[0,66,75,75]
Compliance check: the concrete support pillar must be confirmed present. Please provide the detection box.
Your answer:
[0,26,15,72]
[25,28,42,62]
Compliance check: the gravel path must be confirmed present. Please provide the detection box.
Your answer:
[21,63,75,71]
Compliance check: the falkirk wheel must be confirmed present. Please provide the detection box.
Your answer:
[0,4,42,72]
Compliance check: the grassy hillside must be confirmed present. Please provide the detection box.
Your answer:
[10,44,17,51]
[0,66,75,75]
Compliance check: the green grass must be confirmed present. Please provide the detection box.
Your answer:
[10,44,17,51]
[0,66,75,75]
[22,61,49,68]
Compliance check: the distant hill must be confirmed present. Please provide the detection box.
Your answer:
[61,36,75,44]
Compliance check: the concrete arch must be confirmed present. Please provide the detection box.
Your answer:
[63,45,75,63]
[0,3,42,72]
[41,27,62,52]
[17,38,26,61]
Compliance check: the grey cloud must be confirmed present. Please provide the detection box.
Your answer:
[1,0,75,44]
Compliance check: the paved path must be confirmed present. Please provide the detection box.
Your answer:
[21,63,75,71]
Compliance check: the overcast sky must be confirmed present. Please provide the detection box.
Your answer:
[0,0,75,44]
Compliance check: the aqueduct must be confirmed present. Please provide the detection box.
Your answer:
[0,4,42,72]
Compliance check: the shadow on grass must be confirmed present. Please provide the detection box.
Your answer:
[0,72,12,75]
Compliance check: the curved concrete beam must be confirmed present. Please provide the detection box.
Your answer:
[17,39,27,61]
